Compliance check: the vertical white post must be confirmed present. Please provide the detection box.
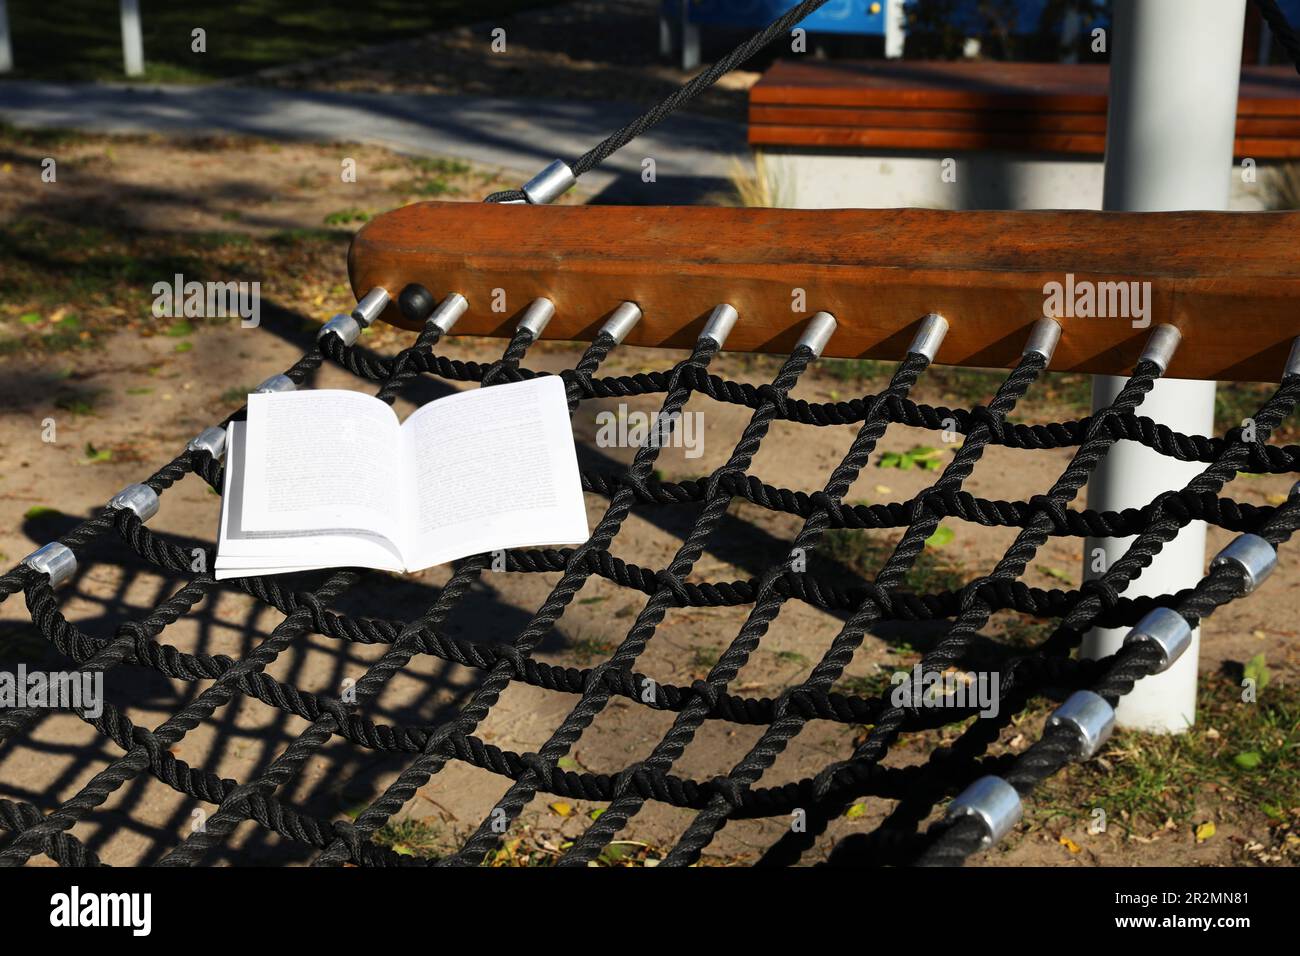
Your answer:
[1060,6,1083,63]
[884,0,906,59]
[680,0,700,71]
[1081,0,1245,733]
[121,0,145,77]
[0,0,12,74]
[659,8,674,58]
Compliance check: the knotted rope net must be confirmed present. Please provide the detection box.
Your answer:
[2,300,1299,867]
[4,0,1300,870]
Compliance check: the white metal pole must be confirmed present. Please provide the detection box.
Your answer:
[1081,0,1245,733]
[884,0,906,59]
[0,0,12,74]
[121,0,145,77]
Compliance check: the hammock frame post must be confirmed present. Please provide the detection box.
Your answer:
[1081,0,1248,734]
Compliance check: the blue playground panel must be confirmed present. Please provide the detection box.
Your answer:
[673,0,892,36]
[664,0,1300,37]
[661,1,1105,38]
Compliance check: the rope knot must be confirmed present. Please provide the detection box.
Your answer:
[857,580,894,616]
[756,383,789,417]
[611,762,645,799]
[958,576,995,613]
[494,643,527,675]
[968,404,1006,441]
[1079,576,1121,612]
[656,569,691,605]
[708,774,745,810]
[520,751,555,789]
[330,819,366,861]
[809,490,845,524]
[690,679,722,711]
[1027,493,1071,531]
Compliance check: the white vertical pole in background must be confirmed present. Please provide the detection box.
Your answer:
[1081,0,1246,733]
[121,0,145,77]
[884,0,906,59]
[0,0,13,74]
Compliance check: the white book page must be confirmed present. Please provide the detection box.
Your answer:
[400,376,589,571]
[240,390,406,548]
[214,421,405,579]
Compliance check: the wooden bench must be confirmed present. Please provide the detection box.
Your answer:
[749,59,1300,158]
[745,60,1300,212]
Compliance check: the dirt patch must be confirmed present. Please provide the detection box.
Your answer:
[1,129,1297,867]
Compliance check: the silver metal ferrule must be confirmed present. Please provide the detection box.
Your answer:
[1046,690,1115,761]
[599,302,642,345]
[1285,337,1300,379]
[1139,324,1182,374]
[796,311,837,359]
[699,304,739,349]
[908,312,949,362]
[351,287,390,327]
[23,542,77,588]
[522,159,577,205]
[1022,317,1063,366]
[319,314,361,347]
[187,425,227,460]
[255,374,296,394]
[1123,606,1193,674]
[517,298,555,339]
[108,483,160,523]
[945,776,1022,847]
[428,293,468,335]
[1209,533,1277,594]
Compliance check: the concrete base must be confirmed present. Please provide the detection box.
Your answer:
[760,148,1277,211]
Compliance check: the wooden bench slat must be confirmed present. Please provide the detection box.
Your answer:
[751,60,1300,119]
[748,125,1300,158]
[748,104,1300,137]
[349,201,1300,383]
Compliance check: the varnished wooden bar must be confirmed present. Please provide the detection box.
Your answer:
[347,201,1300,383]
[748,60,1300,158]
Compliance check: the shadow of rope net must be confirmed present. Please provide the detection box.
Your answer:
[1,300,1299,867]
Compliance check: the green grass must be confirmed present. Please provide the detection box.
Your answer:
[817,527,966,596]
[1037,671,1300,837]
[2,1,560,84]
[565,634,617,665]
[372,819,444,860]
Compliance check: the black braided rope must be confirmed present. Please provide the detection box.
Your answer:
[2,318,1297,867]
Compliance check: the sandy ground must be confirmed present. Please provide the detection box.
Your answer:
[1,132,1297,867]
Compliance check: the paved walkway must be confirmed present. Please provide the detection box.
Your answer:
[0,81,747,203]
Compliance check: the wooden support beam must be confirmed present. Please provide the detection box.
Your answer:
[348,201,1300,383]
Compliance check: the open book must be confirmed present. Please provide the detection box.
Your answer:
[214,376,589,579]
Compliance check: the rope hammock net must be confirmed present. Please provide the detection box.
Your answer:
[3,0,1300,868]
